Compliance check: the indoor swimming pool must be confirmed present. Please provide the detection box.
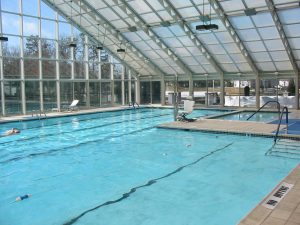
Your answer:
[0,108,299,225]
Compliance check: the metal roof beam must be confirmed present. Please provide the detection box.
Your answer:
[157,0,224,75]
[113,0,192,77]
[265,0,299,75]
[79,0,167,78]
[49,0,166,78]
[209,0,259,75]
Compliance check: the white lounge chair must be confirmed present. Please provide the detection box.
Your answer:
[64,100,79,111]
[177,100,195,121]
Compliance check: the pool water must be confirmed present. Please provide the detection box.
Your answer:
[0,108,298,225]
[213,111,280,122]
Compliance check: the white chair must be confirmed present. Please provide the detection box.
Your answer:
[64,100,79,111]
[177,100,195,121]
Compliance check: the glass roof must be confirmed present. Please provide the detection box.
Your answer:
[49,0,300,77]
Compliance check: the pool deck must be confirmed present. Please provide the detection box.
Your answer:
[1,106,300,225]
[239,164,300,225]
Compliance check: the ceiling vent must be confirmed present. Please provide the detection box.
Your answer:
[196,24,218,31]
[128,26,137,32]
[244,8,257,16]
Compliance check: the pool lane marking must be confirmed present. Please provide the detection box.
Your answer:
[61,142,234,225]
[0,112,172,147]
[0,125,157,164]
[9,108,153,131]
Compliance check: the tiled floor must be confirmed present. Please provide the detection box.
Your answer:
[239,165,300,225]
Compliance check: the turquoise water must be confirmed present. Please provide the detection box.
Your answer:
[213,111,279,122]
[0,108,298,225]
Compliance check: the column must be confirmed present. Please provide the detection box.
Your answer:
[160,78,165,106]
[121,65,125,105]
[128,69,132,103]
[188,76,193,98]
[296,72,299,109]
[255,74,260,108]
[220,73,225,107]
[135,77,140,104]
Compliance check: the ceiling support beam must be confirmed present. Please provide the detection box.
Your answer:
[43,0,144,77]
[265,0,299,109]
[157,0,224,76]
[113,0,193,78]
[47,0,166,78]
[265,0,299,75]
[209,0,259,75]
[79,0,167,78]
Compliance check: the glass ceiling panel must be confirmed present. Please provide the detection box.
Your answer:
[278,8,300,24]
[214,55,234,63]
[294,50,300,60]
[178,7,199,19]
[270,51,290,61]
[128,0,153,14]
[206,45,227,54]
[236,29,260,41]
[244,41,267,52]
[181,57,199,66]
[169,25,187,37]
[111,6,129,19]
[152,27,174,38]
[251,13,275,27]
[140,13,161,24]
[152,59,169,67]
[202,64,217,73]
[251,52,272,62]
[98,8,120,21]
[196,33,219,45]
[221,64,239,72]
[244,0,266,8]
[123,32,142,42]
[264,39,285,51]
[170,0,193,8]
[157,11,173,21]
[230,54,247,63]
[274,61,293,70]
[229,16,254,29]
[258,27,280,40]
[194,56,209,64]
[256,62,276,71]
[184,47,200,56]
[220,0,245,12]
[178,36,195,46]
[284,24,300,38]
[162,37,183,48]
[236,63,252,72]
[190,65,206,73]
[174,48,192,57]
[223,43,241,53]
[146,0,164,11]
[214,32,235,43]
[110,20,128,29]
[288,38,300,49]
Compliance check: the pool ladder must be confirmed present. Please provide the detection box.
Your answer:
[31,110,47,120]
[129,102,140,109]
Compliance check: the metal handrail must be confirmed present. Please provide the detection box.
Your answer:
[247,100,280,121]
[274,106,289,143]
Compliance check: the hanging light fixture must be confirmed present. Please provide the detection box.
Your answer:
[117,42,126,59]
[196,0,218,31]
[96,23,103,50]
[68,0,77,48]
